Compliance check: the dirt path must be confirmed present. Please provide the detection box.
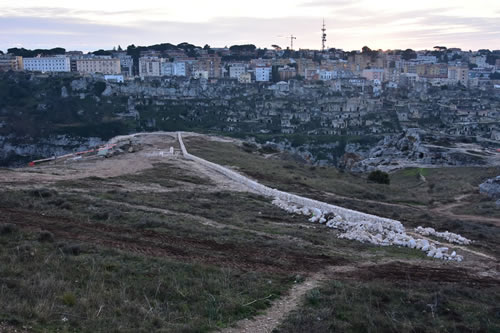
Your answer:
[77,195,313,247]
[219,265,356,333]
[431,194,500,226]
[219,258,499,333]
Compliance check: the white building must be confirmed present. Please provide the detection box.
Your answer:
[139,57,163,77]
[112,53,133,76]
[23,56,70,72]
[159,61,188,77]
[416,55,437,64]
[470,55,488,68]
[161,62,174,76]
[319,70,333,81]
[173,62,187,76]
[104,75,124,83]
[229,64,246,79]
[255,66,272,82]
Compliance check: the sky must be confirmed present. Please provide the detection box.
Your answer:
[1,0,499,52]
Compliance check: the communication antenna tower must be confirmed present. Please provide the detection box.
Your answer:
[290,35,297,51]
[321,19,327,52]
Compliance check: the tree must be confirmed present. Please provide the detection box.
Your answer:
[271,66,281,82]
[368,170,390,184]
[117,45,123,51]
[490,72,500,80]
[7,47,65,57]
[93,81,107,96]
[93,49,112,56]
[229,44,257,53]
[401,49,417,61]
[361,46,372,54]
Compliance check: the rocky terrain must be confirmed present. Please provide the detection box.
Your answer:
[1,72,499,169]
[480,175,500,207]
[341,128,500,172]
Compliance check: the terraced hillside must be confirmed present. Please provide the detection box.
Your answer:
[0,132,498,332]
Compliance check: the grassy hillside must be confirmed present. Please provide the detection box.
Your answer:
[0,135,498,332]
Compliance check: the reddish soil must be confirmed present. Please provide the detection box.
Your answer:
[0,207,343,274]
[338,261,499,286]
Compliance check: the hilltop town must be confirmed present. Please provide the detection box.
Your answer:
[1,43,500,89]
[1,42,499,170]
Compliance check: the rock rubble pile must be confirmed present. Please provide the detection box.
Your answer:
[414,226,472,245]
[272,199,464,262]
[176,132,468,262]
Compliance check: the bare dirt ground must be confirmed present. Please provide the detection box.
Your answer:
[0,132,248,193]
[219,270,327,333]
[431,194,500,226]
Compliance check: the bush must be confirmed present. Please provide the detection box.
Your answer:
[29,188,56,198]
[61,243,81,256]
[0,223,17,235]
[61,292,76,306]
[37,230,54,242]
[367,170,390,185]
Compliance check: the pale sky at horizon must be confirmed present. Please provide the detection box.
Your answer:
[1,0,499,52]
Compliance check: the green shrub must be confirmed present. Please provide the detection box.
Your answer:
[367,170,390,185]
[61,292,76,306]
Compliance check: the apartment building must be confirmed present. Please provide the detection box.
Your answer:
[139,57,163,77]
[448,65,469,85]
[23,56,70,72]
[416,63,448,78]
[76,57,121,74]
[0,55,23,71]
[278,66,297,81]
[362,68,385,82]
[194,54,221,78]
[238,72,252,83]
[255,66,272,82]
[112,52,133,76]
[160,61,187,77]
[229,64,246,79]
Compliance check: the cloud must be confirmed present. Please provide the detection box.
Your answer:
[0,7,499,52]
[299,0,353,7]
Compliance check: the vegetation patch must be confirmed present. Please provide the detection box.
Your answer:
[277,279,500,332]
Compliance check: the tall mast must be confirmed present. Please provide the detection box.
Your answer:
[290,35,297,50]
[321,19,327,52]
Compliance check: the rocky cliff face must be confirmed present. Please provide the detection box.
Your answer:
[479,176,500,207]
[1,72,498,169]
[0,135,104,167]
[341,129,500,172]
